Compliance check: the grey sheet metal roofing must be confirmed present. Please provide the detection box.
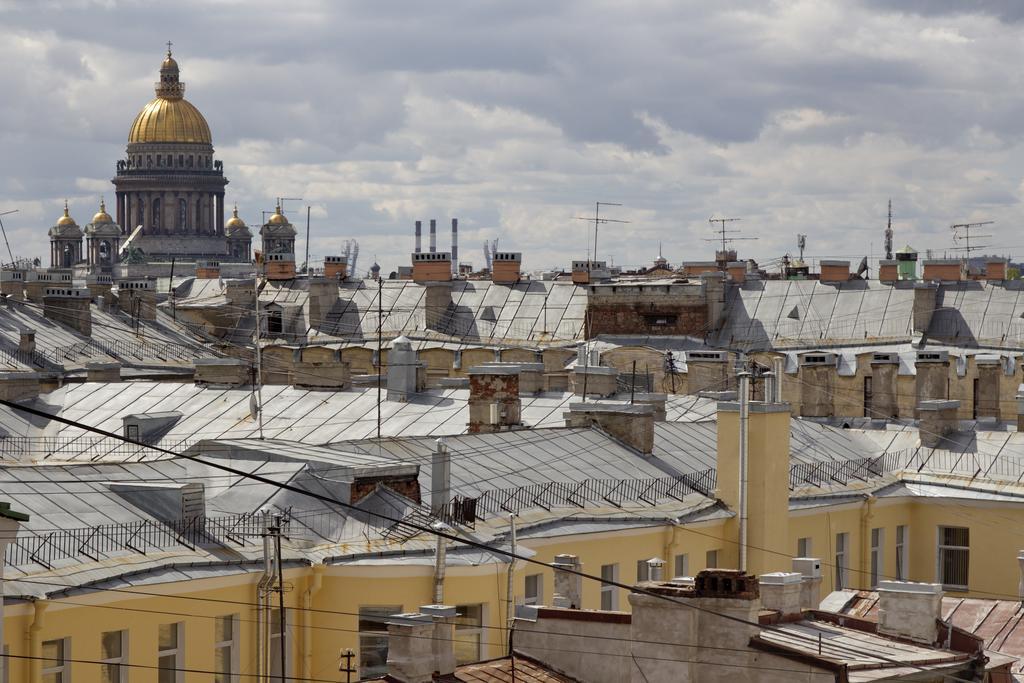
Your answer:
[715,278,1024,351]
[5,383,716,461]
[250,278,589,344]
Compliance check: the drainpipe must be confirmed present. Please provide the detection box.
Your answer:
[772,356,784,403]
[26,599,46,683]
[738,371,750,572]
[301,564,325,681]
[432,438,451,605]
[859,494,876,589]
[663,521,681,576]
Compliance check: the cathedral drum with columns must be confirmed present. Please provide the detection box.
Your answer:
[111,47,238,262]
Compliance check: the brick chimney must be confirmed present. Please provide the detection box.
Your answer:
[86,362,121,382]
[194,358,251,387]
[323,255,348,280]
[0,372,41,404]
[195,259,221,279]
[491,252,522,284]
[264,252,296,280]
[86,273,113,302]
[18,328,34,355]
[986,258,1008,281]
[878,259,898,283]
[922,259,962,282]
[877,581,943,645]
[43,287,92,336]
[918,399,960,447]
[467,365,522,432]
[564,403,654,455]
[306,276,339,332]
[412,252,452,282]
[632,393,667,421]
[912,282,938,333]
[117,279,157,320]
[385,606,457,683]
[820,260,850,283]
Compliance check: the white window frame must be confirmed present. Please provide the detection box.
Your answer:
[674,553,689,578]
[937,526,970,591]
[797,537,812,558]
[870,528,884,588]
[524,573,543,606]
[42,637,69,683]
[600,563,619,611]
[835,532,849,590]
[896,525,909,580]
[706,549,718,569]
[158,622,184,683]
[100,630,127,683]
[214,614,239,683]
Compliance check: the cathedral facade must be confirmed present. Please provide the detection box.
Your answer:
[50,48,253,272]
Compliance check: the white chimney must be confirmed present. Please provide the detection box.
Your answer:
[552,554,583,609]
[429,219,437,253]
[415,220,422,254]
[386,609,456,683]
[877,581,943,645]
[792,557,823,610]
[759,572,802,618]
[387,336,421,402]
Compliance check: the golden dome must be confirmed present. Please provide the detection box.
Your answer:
[91,199,113,225]
[128,49,211,144]
[129,97,211,144]
[56,201,77,227]
[267,204,289,225]
[226,205,246,230]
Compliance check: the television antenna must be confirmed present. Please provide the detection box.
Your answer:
[950,220,993,258]
[797,234,806,261]
[575,202,628,266]
[705,216,757,260]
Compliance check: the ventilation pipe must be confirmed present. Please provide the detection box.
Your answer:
[415,220,422,254]
[451,218,458,276]
[432,437,451,605]
[772,356,784,403]
[764,371,774,406]
[738,371,750,572]
[429,219,437,253]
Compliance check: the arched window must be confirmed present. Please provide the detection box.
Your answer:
[152,198,161,229]
[177,198,186,230]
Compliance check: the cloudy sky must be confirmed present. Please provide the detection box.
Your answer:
[2,0,1024,275]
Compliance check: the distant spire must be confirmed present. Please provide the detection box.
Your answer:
[166,40,173,57]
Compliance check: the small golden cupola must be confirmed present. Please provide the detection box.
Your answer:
[225,205,250,236]
[56,200,78,228]
[267,203,290,226]
[91,198,113,225]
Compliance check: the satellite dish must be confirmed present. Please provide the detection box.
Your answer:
[856,257,869,277]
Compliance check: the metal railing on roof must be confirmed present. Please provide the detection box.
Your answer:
[382,469,718,542]
[47,338,208,363]
[7,511,283,570]
[0,435,193,461]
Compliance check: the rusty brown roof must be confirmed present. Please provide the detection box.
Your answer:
[829,590,1024,676]
[452,654,577,682]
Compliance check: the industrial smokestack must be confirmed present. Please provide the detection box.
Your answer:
[415,220,422,254]
[430,219,437,253]
[451,218,458,276]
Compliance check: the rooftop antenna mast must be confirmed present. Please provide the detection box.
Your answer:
[575,202,628,267]
[884,199,894,260]
[705,216,757,268]
[950,220,994,259]
[0,210,18,267]
[797,234,806,261]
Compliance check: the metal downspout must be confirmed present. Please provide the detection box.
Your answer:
[302,564,325,681]
[859,494,876,589]
[27,599,46,683]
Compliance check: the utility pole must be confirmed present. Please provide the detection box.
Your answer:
[377,277,383,440]
[254,256,265,440]
[271,512,287,683]
[338,649,356,683]
[574,202,628,270]
[304,205,311,275]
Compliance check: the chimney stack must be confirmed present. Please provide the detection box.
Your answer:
[564,403,654,455]
[195,259,221,279]
[759,572,803,618]
[43,287,92,336]
[552,554,583,609]
[429,219,437,253]
[451,218,458,276]
[385,608,457,683]
[415,220,422,254]
[792,557,823,610]
[387,336,424,402]
[877,581,943,645]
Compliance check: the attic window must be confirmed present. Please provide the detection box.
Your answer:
[805,355,826,363]
[644,314,677,327]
